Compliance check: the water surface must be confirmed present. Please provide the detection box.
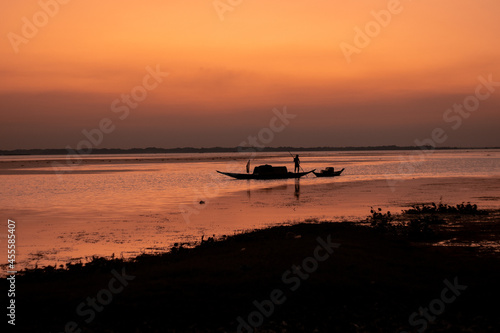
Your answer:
[1,149,499,271]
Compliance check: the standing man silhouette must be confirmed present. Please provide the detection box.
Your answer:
[293,154,300,173]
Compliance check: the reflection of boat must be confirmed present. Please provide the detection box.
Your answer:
[313,167,345,178]
[217,164,314,180]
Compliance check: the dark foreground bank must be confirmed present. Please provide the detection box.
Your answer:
[6,212,500,333]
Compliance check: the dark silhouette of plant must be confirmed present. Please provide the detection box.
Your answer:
[406,216,435,240]
[367,206,451,240]
[368,207,393,232]
[404,202,487,215]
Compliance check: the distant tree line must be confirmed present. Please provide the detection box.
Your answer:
[0,146,497,156]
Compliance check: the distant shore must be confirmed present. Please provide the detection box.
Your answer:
[9,210,500,333]
[1,145,499,156]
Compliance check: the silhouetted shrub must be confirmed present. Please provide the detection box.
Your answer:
[404,202,487,215]
[368,207,393,232]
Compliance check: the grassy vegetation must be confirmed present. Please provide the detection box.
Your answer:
[403,202,488,215]
[367,202,492,241]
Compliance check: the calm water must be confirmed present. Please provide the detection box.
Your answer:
[1,150,499,272]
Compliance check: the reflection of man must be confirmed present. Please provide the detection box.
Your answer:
[293,155,300,173]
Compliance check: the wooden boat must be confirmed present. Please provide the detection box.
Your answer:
[313,167,345,178]
[217,164,315,180]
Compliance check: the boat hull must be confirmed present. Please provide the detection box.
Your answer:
[313,168,345,178]
[217,170,314,180]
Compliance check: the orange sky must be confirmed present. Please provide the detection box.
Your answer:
[1,0,499,149]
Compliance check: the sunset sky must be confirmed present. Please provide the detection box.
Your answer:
[1,0,499,149]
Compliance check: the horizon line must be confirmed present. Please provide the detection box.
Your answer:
[1,145,499,155]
